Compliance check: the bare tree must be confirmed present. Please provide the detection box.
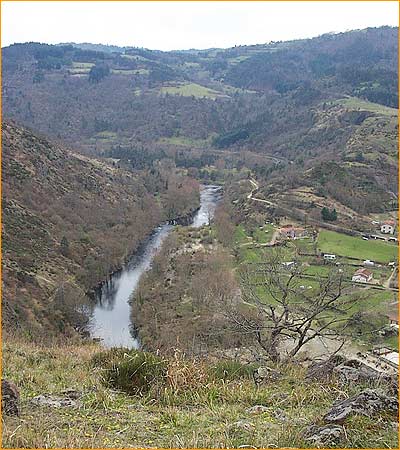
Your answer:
[227,250,354,363]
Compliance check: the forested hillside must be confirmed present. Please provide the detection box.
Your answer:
[3,27,397,152]
[2,27,398,335]
[2,121,199,335]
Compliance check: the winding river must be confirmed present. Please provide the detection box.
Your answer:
[89,185,222,348]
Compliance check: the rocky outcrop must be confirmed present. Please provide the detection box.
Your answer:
[305,355,347,381]
[323,389,398,424]
[1,379,20,416]
[306,355,396,390]
[304,424,344,445]
[30,390,82,408]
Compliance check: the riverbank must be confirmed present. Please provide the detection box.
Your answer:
[87,185,221,348]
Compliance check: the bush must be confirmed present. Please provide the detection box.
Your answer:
[208,360,257,382]
[92,348,167,395]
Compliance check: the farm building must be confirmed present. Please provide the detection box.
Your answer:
[279,225,307,239]
[323,254,336,261]
[386,307,398,328]
[363,260,375,266]
[381,220,395,234]
[352,268,373,283]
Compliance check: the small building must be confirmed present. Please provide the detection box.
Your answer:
[282,261,295,269]
[279,225,307,239]
[381,220,395,234]
[363,260,375,267]
[323,253,336,261]
[387,311,399,327]
[352,268,373,283]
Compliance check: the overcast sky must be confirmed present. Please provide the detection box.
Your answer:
[1,1,398,50]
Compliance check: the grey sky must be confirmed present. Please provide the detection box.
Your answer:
[1,1,398,50]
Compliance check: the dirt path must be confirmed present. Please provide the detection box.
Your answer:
[383,266,397,289]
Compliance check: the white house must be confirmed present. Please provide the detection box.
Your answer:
[352,268,373,283]
[381,220,395,234]
[363,260,375,267]
[323,254,336,261]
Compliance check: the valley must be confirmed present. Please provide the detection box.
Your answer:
[1,25,398,449]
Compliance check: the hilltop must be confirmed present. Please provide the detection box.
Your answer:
[3,27,397,217]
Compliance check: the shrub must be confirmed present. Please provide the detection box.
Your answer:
[92,348,167,395]
[208,360,258,382]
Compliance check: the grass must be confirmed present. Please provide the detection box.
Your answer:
[317,230,398,263]
[111,69,143,75]
[72,62,94,69]
[158,136,210,148]
[334,97,397,117]
[158,82,228,99]
[2,333,398,448]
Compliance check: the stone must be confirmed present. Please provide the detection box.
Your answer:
[246,405,269,414]
[271,407,287,421]
[1,379,20,416]
[230,420,255,432]
[306,355,397,392]
[305,355,347,381]
[323,389,398,424]
[304,424,344,445]
[333,359,395,385]
[30,393,80,408]
[253,366,280,385]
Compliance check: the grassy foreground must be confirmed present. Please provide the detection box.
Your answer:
[2,333,398,448]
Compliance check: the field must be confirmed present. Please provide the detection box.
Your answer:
[111,69,146,75]
[333,97,397,117]
[158,136,210,148]
[317,230,397,263]
[158,83,228,99]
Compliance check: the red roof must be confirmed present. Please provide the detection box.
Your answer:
[354,268,372,278]
[383,220,395,226]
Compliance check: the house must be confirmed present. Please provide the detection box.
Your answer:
[323,254,336,261]
[381,220,395,234]
[352,268,373,283]
[279,225,307,239]
[387,310,399,328]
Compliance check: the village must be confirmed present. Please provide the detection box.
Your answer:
[235,184,398,375]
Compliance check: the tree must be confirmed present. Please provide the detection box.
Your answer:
[226,250,353,363]
[60,236,70,257]
[89,64,110,83]
[321,207,337,221]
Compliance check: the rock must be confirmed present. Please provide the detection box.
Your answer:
[304,424,344,445]
[30,393,80,408]
[306,355,397,390]
[246,405,269,414]
[230,420,254,432]
[1,379,20,416]
[271,407,287,421]
[60,389,81,400]
[323,389,398,424]
[305,355,347,381]
[333,359,395,385]
[253,366,280,385]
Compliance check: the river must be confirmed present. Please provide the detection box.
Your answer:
[89,185,222,348]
